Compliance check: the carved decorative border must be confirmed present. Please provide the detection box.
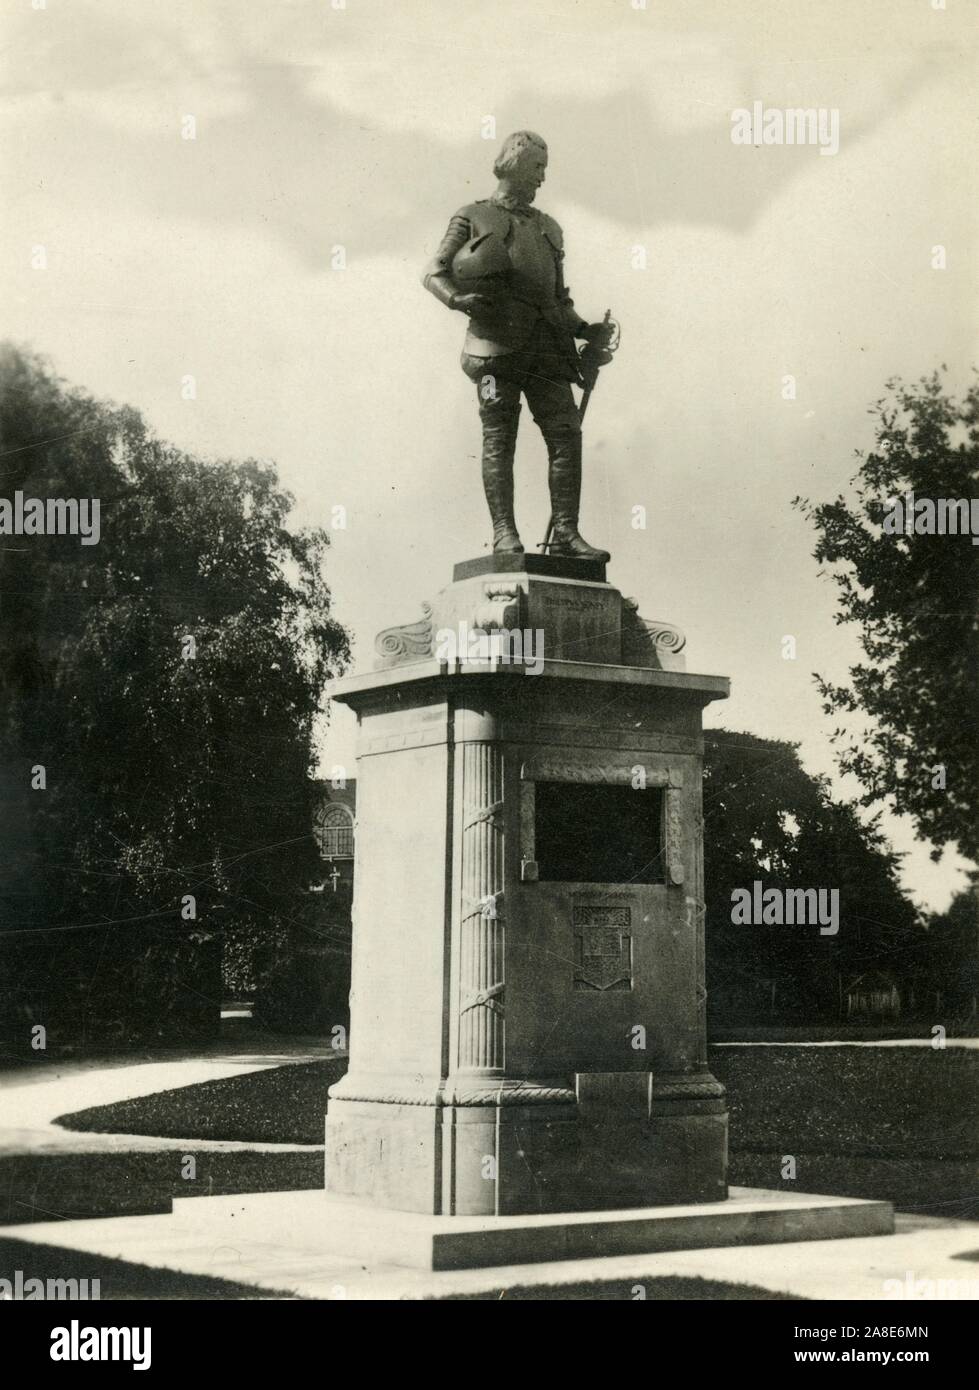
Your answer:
[519,762,684,886]
[521,758,679,785]
[328,1077,438,1107]
[652,1073,726,1100]
[329,1078,577,1108]
[666,786,684,886]
[508,727,701,756]
[443,1081,577,1107]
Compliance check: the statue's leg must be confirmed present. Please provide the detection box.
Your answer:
[473,370,524,554]
[527,377,610,563]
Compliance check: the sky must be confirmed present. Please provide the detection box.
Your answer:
[2,0,976,911]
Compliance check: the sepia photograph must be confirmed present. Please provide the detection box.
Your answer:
[1,0,976,1347]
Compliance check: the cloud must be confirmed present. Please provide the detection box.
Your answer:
[2,0,973,910]
[5,0,952,274]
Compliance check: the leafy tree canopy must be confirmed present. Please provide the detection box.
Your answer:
[795,371,978,863]
[0,345,350,1040]
[704,730,921,1023]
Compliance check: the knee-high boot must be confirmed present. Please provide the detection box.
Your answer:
[545,427,610,563]
[481,410,524,554]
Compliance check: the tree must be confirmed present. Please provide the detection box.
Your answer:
[916,885,979,1020]
[0,345,350,1045]
[703,730,921,1026]
[795,371,979,863]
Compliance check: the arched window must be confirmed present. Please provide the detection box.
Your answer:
[315,803,354,859]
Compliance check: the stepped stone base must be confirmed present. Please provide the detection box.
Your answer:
[173,1187,895,1272]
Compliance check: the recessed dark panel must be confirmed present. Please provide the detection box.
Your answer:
[534,782,665,884]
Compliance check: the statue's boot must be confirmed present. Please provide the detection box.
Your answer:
[545,428,611,562]
[481,413,524,554]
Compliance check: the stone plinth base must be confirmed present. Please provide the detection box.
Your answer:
[172,1188,894,1273]
[325,1085,727,1215]
[333,555,732,1221]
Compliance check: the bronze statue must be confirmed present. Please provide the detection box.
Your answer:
[423,131,615,562]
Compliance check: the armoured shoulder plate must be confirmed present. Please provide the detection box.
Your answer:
[455,200,511,236]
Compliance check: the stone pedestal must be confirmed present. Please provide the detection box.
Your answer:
[327,556,730,1216]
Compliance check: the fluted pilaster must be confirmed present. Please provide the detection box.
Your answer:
[457,738,506,1074]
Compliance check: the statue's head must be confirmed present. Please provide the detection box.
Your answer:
[493,130,547,202]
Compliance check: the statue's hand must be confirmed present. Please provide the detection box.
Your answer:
[451,292,495,316]
[579,321,610,343]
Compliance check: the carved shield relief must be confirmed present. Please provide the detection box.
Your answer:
[573,904,632,991]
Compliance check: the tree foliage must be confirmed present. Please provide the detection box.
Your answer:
[704,730,923,1025]
[0,345,350,1043]
[918,887,979,1019]
[795,371,979,862]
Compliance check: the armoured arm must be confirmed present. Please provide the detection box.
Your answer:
[556,259,589,338]
[547,222,589,338]
[422,213,472,310]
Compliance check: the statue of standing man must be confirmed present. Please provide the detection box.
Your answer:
[423,131,611,562]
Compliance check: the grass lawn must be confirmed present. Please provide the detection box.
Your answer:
[56,1058,347,1145]
[3,1059,342,1224]
[710,1044,979,1215]
[710,1044,979,1155]
[0,1236,296,1299]
[443,1276,805,1300]
[52,1046,979,1215]
[1,1149,324,1226]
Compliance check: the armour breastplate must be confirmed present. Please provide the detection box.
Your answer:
[504,212,559,307]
